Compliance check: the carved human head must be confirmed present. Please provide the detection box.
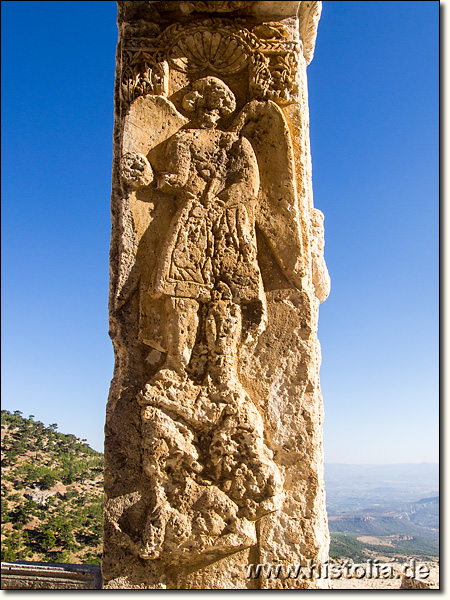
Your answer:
[182,77,236,128]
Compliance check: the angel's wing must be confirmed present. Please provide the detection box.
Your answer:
[115,96,188,354]
[123,95,188,157]
[230,100,305,289]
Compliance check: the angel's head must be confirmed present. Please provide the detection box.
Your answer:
[182,77,236,129]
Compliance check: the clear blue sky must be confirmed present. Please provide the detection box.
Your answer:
[2,1,438,463]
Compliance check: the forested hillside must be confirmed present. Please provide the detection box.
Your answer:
[1,410,103,564]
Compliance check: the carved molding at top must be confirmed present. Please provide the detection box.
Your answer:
[118,2,322,67]
[120,18,301,106]
[156,1,257,13]
[298,1,322,64]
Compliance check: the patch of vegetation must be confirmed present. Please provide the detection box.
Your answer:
[330,533,380,562]
[330,532,439,563]
[1,410,103,564]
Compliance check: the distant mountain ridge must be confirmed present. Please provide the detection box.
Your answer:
[325,462,439,561]
[415,496,439,504]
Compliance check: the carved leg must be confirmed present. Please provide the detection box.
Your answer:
[139,490,170,560]
[205,285,242,400]
[140,406,198,560]
[163,297,199,376]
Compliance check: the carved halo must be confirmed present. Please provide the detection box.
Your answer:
[167,29,249,76]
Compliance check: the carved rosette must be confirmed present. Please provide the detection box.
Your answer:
[120,19,301,106]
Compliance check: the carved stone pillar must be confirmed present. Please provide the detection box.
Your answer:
[103,0,330,589]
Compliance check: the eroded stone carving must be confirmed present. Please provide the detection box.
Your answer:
[132,77,285,562]
[120,152,154,189]
[311,208,330,303]
[120,19,301,105]
[105,1,329,590]
[157,1,257,13]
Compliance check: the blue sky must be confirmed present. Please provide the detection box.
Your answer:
[2,1,438,463]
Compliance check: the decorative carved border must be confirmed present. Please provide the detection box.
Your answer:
[120,18,301,106]
[155,1,257,13]
[299,1,322,64]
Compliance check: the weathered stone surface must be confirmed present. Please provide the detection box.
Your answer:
[104,0,329,589]
[1,561,102,590]
[400,575,433,590]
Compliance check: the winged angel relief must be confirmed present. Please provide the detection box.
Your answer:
[118,77,305,565]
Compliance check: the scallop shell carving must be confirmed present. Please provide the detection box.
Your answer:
[167,30,249,75]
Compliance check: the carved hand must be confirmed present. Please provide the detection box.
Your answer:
[120,152,154,189]
[156,172,181,192]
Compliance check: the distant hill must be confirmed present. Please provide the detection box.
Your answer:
[329,532,439,563]
[328,515,436,538]
[325,463,439,562]
[1,410,103,564]
[415,496,439,504]
[329,511,438,549]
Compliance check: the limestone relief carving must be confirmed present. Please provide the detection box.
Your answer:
[299,1,322,64]
[111,76,313,564]
[120,152,154,189]
[106,2,329,589]
[120,19,300,105]
[156,1,257,14]
[311,208,330,303]
[121,53,168,103]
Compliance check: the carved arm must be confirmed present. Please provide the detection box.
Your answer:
[156,132,191,193]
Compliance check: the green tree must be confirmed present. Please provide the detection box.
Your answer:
[12,499,35,524]
[39,473,56,490]
[1,538,17,562]
[41,529,56,552]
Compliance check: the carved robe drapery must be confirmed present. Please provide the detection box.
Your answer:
[154,129,262,304]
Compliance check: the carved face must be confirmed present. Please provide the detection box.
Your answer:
[196,105,221,129]
[182,76,236,129]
